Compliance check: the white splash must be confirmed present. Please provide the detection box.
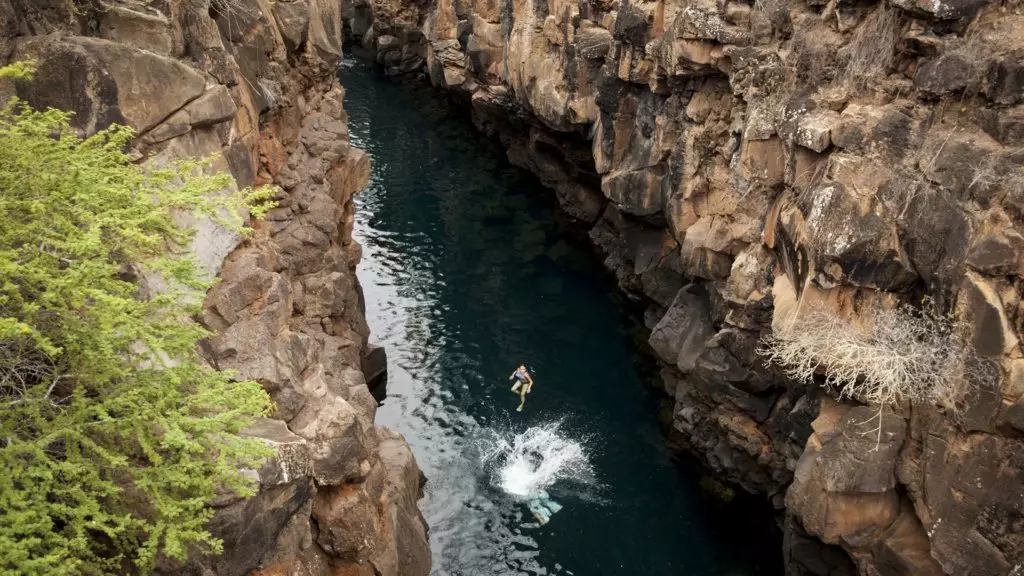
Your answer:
[480,420,596,499]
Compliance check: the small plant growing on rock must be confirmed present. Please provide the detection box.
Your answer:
[759,301,996,445]
[837,3,901,94]
[0,64,275,574]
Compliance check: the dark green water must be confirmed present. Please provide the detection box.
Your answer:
[341,57,782,576]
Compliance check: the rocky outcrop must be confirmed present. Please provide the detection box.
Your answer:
[2,1,430,575]
[345,0,1024,573]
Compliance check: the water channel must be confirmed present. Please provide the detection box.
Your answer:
[341,57,783,576]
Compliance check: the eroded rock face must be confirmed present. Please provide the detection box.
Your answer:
[3,2,429,575]
[347,0,1024,573]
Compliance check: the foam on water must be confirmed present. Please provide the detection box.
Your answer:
[480,421,596,499]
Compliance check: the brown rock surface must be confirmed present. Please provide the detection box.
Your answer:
[344,0,1024,572]
[2,2,429,575]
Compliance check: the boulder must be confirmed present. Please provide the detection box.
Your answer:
[783,516,857,576]
[576,24,612,60]
[312,465,387,560]
[273,0,312,55]
[378,428,432,576]
[202,479,315,576]
[738,136,785,185]
[914,52,974,97]
[794,111,839,153]
[890,0,992,20]
[362,343,389,402]
[966,228,1024,277]
[16,36,205,134]
[919,126,1003,203]
[831,104,919,158]
[601,166,667,216]
[899,185,972,299]
[957,271,1019,358]
[98,4,175,56]
[289,372,373,486]
[986,49,1024,106]
[308,0,344,67]
[905,413,1024,576]
[183,84,239,128]
[649,284,715,372]
[799,181,918,291]
[787,406,907,548]
[241,418,314,489]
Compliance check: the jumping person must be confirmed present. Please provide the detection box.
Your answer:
[509,364,534,412]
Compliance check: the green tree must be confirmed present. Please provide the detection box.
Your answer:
[0,63,275,575]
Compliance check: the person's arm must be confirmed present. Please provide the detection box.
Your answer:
[510,370,517,380]
[525,373,534,386]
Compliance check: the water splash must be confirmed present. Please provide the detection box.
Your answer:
[480,420,596,499]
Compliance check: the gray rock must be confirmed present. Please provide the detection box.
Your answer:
[98,4,175,56]
[273,0,312,55]
[362,343,388,402]
[986,49,1024,106]
[890,0,992,19]
[800,182,918,291]
[379,428,432,576]
[576,24,612,60]
[649,284,715,373]
[958,271,1018,358]
[914,52,974,97]
[289,380,372,486]
[16,36,205,134]
[241,417,313,488]
[966,229,1023,276]
[183,84,238,128]
[794,111,838,153]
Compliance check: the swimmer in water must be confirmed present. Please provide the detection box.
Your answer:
[509,364,534,412]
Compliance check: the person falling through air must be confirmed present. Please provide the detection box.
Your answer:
[509,364,534,412]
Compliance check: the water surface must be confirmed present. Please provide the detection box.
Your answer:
[341,57,782,576]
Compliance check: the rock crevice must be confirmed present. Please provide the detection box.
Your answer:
[2,1,431,574]
[343,0,1024,572]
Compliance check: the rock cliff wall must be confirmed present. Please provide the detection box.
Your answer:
[343,0,1024,573]
[1,1,430,575]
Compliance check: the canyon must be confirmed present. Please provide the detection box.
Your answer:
[342,0,1024,574]
[4,0,1024,573]
[2,1,430,574]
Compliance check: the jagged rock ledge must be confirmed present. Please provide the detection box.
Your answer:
[340,0,1024,573]
[1,1,431,574]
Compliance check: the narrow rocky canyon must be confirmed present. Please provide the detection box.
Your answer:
[2,1,429,574]
[343,0,1024,573]
[5,0,1024,573]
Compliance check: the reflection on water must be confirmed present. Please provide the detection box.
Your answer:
[341,57,783,576]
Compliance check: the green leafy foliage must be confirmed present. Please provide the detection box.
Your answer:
[0,67,275,575]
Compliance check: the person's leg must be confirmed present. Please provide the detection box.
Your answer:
[516,387,527,411]
[511,379,521,393]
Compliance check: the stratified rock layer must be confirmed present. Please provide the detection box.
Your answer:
[1,1,430,574]
[344,0,1024,573]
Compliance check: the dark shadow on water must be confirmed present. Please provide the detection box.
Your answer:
[340,55,784,576]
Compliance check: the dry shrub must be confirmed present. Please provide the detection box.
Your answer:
[210,0,260,18]
[760,303,996,417]
[947,27,989,96]
[0,337,59,407]
[837,3,901,93]
[968,149,1024,201]
[755,0,787,26]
